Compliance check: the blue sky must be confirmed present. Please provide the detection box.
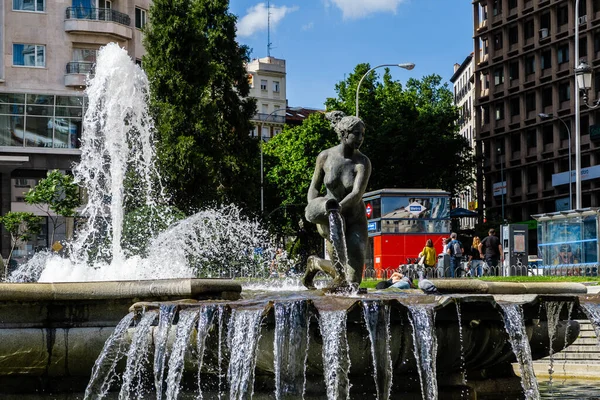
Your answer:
[229,0,474,109]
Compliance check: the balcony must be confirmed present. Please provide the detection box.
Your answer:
[252,113,285,124]
[64,61,95,87]
[65,7,132,40]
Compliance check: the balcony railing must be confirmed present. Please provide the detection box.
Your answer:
[66,61,95,75]
[252,113,285,123]
[66,7,131,26]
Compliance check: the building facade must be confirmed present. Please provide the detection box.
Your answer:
[0,0,149,259]
[451,53,478,229]
[247,56,287,140]
[473,0,600,232]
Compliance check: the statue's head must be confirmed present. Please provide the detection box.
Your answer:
[325,111,365,145]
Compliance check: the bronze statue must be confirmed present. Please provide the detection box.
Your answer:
[302,111,371,290]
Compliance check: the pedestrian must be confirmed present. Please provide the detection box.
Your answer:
[478,228,503,276]
[446,232,464,278]
[418,239,437,271]
[469,236,483,277]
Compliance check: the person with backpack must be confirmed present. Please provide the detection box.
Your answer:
[446,232,464,278]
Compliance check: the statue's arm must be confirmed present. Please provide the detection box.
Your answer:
[307,152,327,201]
[340,155,371,210]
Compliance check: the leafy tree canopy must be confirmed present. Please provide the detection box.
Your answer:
[143,0,259,213]
[25,170,80,217]
[325,64,474,197]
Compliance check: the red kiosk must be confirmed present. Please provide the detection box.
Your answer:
[362,188,451,276]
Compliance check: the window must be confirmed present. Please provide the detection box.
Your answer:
[511,133,521,151]
[525,92,536,112]
[526,129,536,148]
[494,67,504,85]
[508,25,518,45]
[510,97,520,116]
[495,104,504,120]
[13,44,45,67]
[135,7,147,29]
[492,0,502,16]
[509,61,519,80]
[541,87,552,108]
[494,33,503,51]
[540,13,551,31]
[541,50,551,70]
[543,124,553,146]
[508,0,517,9]
[557,6,568,26]
[260,80,267,91]
[273,81,280,93]
[525,56,535,75]
[482,105,490,124]
[557,45,569,64]
[524,19,534,39]
[579,37,588,58]
[559,119,571,140]
[558,82,570,102]
[13,0,44,12]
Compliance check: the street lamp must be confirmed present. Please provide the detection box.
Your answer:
[355,63,415,118]
[497,146,505,222]
[259,108,285,214]
[574,0,589,210]
[539,113,572,210]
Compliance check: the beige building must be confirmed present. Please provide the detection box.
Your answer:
[473,0,600,230]
[451,53,478,229]
[247,56,286,140]
[0,0,149,259]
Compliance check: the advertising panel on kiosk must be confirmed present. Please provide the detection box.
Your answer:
[363,188,451,276]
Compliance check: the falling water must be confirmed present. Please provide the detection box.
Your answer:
[153,304,176,400]
[196,305,217,400]
[545,301,566,388]
[227,309,264,400]
[118,310,158,400]
[274,301,310,399]
[319,310,351,400]
[328,210,349,284]
[581,303,600,342]
[455,302,468,387]
[165,309,200,400]
[500,304,540,400]
[362,300,392,400]
[408,306,438,400]
[84,312,135,400]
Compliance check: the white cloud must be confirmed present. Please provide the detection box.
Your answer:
[302,22,314,31]
[237,3,299,38]
[326,0,406,20]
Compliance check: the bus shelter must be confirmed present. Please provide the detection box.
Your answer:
[362,188,451,277]
[532,208,599,276]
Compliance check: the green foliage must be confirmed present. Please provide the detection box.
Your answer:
[24,170,80,245]
[325,65,475,198]
[143,0,259,213]
[121,205,186,256]
[0,211,42,278]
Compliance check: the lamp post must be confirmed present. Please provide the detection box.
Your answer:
[259,108,285,214]
[574,0,585,209]
[355,63,415,118]
[498,146,505,222]
[539,113,573,210]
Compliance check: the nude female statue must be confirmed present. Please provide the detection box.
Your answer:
[302,111,371,290]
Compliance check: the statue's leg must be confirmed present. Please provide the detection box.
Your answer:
[345,222,368,285]
[302,255,337,289]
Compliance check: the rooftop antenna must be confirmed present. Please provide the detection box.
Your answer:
[267,0,273,57]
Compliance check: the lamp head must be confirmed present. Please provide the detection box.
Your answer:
[538,113,553,121]
[576,61,593,91]
[398,63,415,70]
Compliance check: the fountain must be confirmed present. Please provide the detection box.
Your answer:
[0,44,598,399]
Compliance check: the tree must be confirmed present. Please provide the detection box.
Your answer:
[262,112,337,264]
[0,212,42,279]
[325,65,475,198]
[25,170,80,246]
[143,0,259,213]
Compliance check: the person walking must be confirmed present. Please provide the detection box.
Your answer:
[418,239,437,272]
[446,232,464,278]
[469,236,483,277]
[479,228,503,276]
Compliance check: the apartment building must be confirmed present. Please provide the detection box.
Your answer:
[473,0,600,232]
[247,56,287,140]
[450,53,478,229]
[0,0,149,258]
